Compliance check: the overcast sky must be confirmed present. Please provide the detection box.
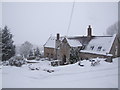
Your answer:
[0,2,2,27]
[2,2,118,46]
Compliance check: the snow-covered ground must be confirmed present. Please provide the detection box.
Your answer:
[0,62,2,89]
[1,58,119,88]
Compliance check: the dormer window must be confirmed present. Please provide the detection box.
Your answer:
[90,46,94,50]
[97,46,102,51]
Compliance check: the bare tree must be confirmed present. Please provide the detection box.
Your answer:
[106,21,119,35]
[19,41,33,58]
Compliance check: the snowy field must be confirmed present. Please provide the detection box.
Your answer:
[1,58,119,88]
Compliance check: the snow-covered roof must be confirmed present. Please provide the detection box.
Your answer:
[80,34,116,55]
[44,34,116,51]
[67,39,82,47]
[44,36,56,48]
[44,36,82,48]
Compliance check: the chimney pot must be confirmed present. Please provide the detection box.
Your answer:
[57,33,60,40]
[87,25,92,37]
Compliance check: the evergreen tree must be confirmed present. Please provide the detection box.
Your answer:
[29,50,33,57]
[69,47,79,64]
[2,26,15,61]
[34,47,40,57]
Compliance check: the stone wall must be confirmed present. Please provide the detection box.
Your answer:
[58,39,71,64]
[109,35,118,57]
[79,52,108,60]
[44,47,55,59]
[109,34,120,57]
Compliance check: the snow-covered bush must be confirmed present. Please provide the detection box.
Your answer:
[8,55,26,67]
[2,61,9,66]
[78,61,84,67]
[90,58,101,66]
[69,47,80,64]
[36,56,40,60]
[28,64,40,70]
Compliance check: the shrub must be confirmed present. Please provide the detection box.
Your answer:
[8,56,26,67]
[27,56,36,60]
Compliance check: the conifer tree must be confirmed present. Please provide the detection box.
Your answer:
[35,47,41,57]
[2,26,15,61]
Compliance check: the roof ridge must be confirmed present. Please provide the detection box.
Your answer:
[43,36,52,47]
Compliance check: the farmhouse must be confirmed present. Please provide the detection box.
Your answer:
[44,25,120,65]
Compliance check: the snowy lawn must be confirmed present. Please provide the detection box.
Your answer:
[0,63,2,89]
[2,58,118,88]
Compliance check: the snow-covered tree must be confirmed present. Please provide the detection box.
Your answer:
[19,41,33,58]
[2,26,15,61]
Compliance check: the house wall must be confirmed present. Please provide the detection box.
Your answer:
[55,39,61,59]
[58,41,71,64]
[44,47,55,59]
[109,36,117,57]
[60,47,70,63]
[79,52,108,60]
[109,34,120,57]
[55,38,71,64]
[44,38,71,64]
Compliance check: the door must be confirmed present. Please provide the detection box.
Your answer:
[63,55,66,63]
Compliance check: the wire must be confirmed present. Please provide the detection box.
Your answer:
[66,0,75,36]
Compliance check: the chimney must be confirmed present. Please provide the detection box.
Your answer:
[57,33,60,40]
[87,25,92,37]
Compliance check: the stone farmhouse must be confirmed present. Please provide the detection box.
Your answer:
[43,25,120,65]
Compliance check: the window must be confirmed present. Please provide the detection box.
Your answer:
[90,46,94,50]
[47,53,49,57]
[51,54,53,58]
[97,46,102,51]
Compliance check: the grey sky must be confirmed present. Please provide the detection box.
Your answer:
[2,2,118,46]
[0,2,2,27]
